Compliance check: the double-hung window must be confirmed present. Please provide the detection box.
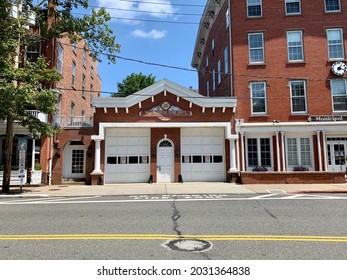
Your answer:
[248,33,264,64]
[217,60,221,85]
[247,138,271,168]
[212,69,216,91]
[287,31,304,62]
[325,0,341,12]
[247,0,262,17]
[224,47,229,74]
[250,82,267,114]
[226,8,230,28]
[287,137,312,168]
[72,61,76,87]
[285,0,301,15]
[290,80,307,113]
[82,74,86,98]
[26,38,40,62]
[331,79,347,112]
[327,29,345,60]
[57,44,63,74]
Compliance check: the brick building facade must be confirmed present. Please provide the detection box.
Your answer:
[90,79,237,184]
[0,30,101,185]
[191,0,347,183]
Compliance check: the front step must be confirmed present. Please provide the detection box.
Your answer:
[62,178,85,185]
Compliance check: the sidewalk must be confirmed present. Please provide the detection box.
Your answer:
[1,182,347,197]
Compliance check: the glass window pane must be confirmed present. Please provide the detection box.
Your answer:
[247,138,258,166]
[325,0,340,11]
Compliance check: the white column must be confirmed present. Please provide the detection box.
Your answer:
[31,138,35,171]
[236,136,240,171]
[240,132,245,171]
[322,131,327,171]
[91,139,103,174]
[276,131,280,171]
[229,138,237,171]
[317,130,322,171]
[281,131,286,172]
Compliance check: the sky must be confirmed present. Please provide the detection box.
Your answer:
[92,0,208,96]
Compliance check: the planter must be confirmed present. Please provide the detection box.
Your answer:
[240,171,346,184]
[31,170,42,185]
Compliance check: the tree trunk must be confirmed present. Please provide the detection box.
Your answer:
[2,115,14,193]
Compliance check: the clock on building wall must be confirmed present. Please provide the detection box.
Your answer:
[331,61,347,76]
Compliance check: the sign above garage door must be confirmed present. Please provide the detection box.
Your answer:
[139,102,192,121]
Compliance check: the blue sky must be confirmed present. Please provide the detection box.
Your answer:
[94,0,207,96]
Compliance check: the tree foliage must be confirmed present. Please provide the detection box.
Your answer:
[0,0,120,137]
[115,73,156,97]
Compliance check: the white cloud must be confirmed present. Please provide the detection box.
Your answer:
[131,29,167,39]
[97,0,178,24]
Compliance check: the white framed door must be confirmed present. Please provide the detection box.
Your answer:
[327,141,347,172]
[157,139,174,183]
[63,142,86,179]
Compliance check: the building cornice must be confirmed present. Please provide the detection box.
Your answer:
[191,0,225,69]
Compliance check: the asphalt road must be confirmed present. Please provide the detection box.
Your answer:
[0,193,347,260]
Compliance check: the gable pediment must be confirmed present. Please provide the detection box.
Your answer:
[92,79,236,109]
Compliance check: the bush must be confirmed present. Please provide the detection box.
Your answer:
[293,166,309,171]
[252,166,268,172]
[34,163,42,170]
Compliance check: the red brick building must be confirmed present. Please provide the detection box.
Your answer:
[90,79,237,184]
[0,33,101,185]
[191,0,347,183]
[48,36,101,185]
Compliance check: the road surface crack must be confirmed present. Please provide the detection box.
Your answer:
[171,196,183,238]
[256,201,278,220]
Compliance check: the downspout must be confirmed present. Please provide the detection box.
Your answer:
[228,0,233,97]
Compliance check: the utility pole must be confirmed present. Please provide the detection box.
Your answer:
[2,0,35,193]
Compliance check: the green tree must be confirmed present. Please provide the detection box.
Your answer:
[0,0,120,193]
[114,73,156,97]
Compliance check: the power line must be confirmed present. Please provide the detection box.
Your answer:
[115,0,208,8]
[88,5,203,16]
[72,12,199,24]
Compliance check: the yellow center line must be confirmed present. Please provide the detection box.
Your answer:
[0,234,347,242]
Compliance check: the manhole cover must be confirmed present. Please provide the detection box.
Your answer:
[162,239,212,252]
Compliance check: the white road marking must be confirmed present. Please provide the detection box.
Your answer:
[0,193,346,205]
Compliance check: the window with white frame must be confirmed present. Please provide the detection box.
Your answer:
[83,47,87,67]
[327,29,345,60]
[57,44,63,74]
[248,33,264,63]
[82,74,86,98]
[26,38,40,62]
[287,31,304,62]
[224,47,229,74]
[247,138,271,168]
[72,61,76,87]
[247,0,262,17]
[212,69,216,91]
[325,0,341,12]
[286,137,312,167]
[285,0,301,15]
[331,79,347,111]
[250,82,267,114]
[212,38,215,58]
[206,56,209,68]
[226,8,230,28]
[217,59,221,85]
[290,80,307,113]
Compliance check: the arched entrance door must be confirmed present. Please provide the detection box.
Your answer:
[157,139,174,183]
[63,141,86,180]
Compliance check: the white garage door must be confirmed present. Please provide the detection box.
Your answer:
[105,128,150,183]
[181,127,225,182]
